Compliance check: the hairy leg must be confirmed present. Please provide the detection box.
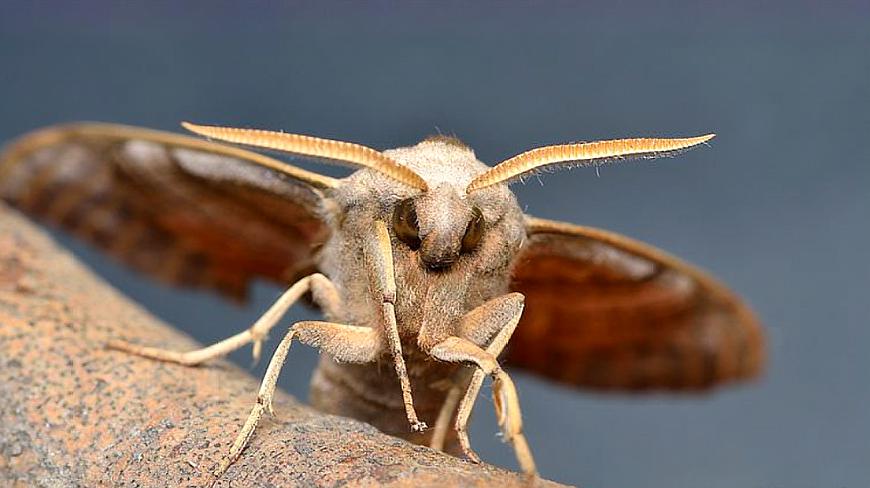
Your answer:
[429,294,536,474]
[213,320,380,481]
[428,368,469,452]
[107,273,341,365]
[429,293,523,451]
[370,220,425,431]
[458,293,525,347]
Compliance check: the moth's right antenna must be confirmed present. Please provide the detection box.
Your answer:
[182,122,429,191]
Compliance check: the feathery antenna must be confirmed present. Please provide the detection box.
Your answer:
[467,134,715,192]
[182,122,429,191]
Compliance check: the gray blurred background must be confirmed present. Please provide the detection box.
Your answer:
[1,2,868,487]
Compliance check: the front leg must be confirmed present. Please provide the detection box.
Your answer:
[214,320,381,481]
[427,293,537,475]
[428,293,523,451]
[370,220,426,432]
[107,273,342,365]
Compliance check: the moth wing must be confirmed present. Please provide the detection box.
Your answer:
[507,216,764,391]
[0,123,335,299]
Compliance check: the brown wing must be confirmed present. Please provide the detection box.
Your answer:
[0,123,338,299]
[507,216,764,391]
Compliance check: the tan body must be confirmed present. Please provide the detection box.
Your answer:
[0,122,765,483]
[300,140,526,450]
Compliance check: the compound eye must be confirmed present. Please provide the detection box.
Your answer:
[461,206,485,254]
[392,198,421,250]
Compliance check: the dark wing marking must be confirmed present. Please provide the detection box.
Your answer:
[507,216,764,391]
[0,123,337,299]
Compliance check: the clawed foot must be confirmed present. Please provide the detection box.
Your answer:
[105,339,199,366]
[492,373,521,442]
[461,443,482,464]
[250,329,269,366]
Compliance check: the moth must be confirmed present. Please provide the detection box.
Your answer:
[0,122,765,480]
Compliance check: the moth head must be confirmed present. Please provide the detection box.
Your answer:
[381,137,524,273]
[391,185,486,271]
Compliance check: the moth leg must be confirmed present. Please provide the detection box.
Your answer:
[251,273,343,363]
[214,320,379,481]
[429,293,524,451]
[371,220,426,432]
[428,368,470,451]
[432,296,537,474]
[458,293,525,348]
[490,369,536,475]
[107,273,341,366]
[454,355,536,474]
